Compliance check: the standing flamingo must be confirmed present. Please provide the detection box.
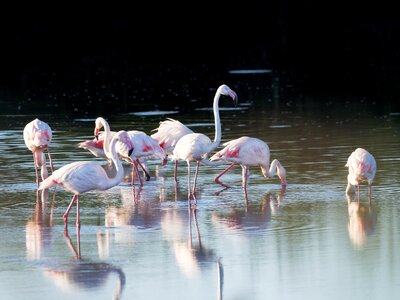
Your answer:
[38,130,133,229]
[345,147,376,204]
[171,84,238,206]
[209,136,287,197]
[23,118,54,187]
[151,118,194,179]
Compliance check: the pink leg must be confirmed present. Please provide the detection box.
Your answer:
[47,150,54,173]
[187,161,191,204]
[64,194,78,225]
[133,162,144,186]
[192,161,199,206]
[136,159,150,181]
[214,163,236,187]
[174,160,178,181]
[33,153,40,188]
[76,195,80,229]
[242,166,249,193]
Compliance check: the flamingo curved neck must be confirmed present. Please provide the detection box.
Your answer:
[212,91,222,149]
[261,159,279,178]
[99,118,112,158]
[105,138,124,189]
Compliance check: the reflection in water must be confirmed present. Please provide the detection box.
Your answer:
[212,188,285,230]
[26,189,55,260]
[43,229,126,300]
[161,207,215,278]
[346,194,377,249]
[217,258,224,300]
[98,187,162,257]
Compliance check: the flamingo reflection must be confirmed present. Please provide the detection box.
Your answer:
[212,187,285,231]
[43,229,126,300]
[346,194,377,249]
[174,209,216,277]
[26,189,55,260]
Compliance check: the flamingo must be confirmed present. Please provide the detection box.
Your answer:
[171,84,238,206]
[209,136,287,196]
[345,147,376,204]
[38,130,134,229]
[79,117,167,186]
[23,118,54,187]
[151,118,194,178]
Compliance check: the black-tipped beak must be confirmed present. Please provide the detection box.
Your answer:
[229,90,238,107]
[95,135,99,141]
[128,148,133,157]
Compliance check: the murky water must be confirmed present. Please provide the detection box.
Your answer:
[0,90,400,299]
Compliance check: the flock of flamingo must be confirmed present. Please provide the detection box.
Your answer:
[23,84,377,229]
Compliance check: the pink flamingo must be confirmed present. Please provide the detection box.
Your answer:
[151,118,194,179]
[23,118,54,187]
[38,130,133,229]
[345,147,376,204]
[172,84,238,206]
[209,136,287,196]
[79,117,167,186]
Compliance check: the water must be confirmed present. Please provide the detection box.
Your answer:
[0,89,400,299]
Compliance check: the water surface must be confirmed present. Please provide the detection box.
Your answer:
[0,92,399,300]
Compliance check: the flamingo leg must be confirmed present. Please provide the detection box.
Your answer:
[33,153,40,188]
[76,195,81,229]
[136,159,150,181]
[187,161,191,205]
[174,160,178,181]
[47,150,54,173]
[192,161,199,206]
[242,166,249,194]
[133,162,144,186]
[357,184,361,206]
[64,194,78,225]
[214,163,236,187]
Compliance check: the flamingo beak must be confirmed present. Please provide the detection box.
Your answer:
[94,128,99,141]
[128,147,133,157]
[229,90,238,107]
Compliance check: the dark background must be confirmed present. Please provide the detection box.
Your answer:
[1,2,399,114]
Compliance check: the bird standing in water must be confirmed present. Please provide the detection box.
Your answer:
[172,84,238,206]
[23,118,54,187]
[39,130,133,229]
[210,136,287,197]
[345,147,376,204]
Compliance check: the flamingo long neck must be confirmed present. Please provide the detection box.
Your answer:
[261,159,280,178]
[104,138,124,189]
[100,119,112,158]
[211,91,222,150]
[261,159,287,185]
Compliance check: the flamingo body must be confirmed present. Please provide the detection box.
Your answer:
[172,84,238,205]
[39,130,133,228]
[23,118,54,186]
[345,148,376,202]
[210,136,287,191]
[151,118,194,154]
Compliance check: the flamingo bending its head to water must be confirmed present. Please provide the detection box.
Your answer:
[38,130,133,229]
[209,136,287,196]
[345,147,376,204]
[151,118,194,178]
[171,84,238,206]
[23,118,54,187]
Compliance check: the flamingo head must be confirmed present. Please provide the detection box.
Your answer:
[277,163,287,187]
[218,84,238,106]
[115,132,134,161]
[94,117,106,140]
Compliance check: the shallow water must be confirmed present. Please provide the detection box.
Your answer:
[0,92,400,299]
